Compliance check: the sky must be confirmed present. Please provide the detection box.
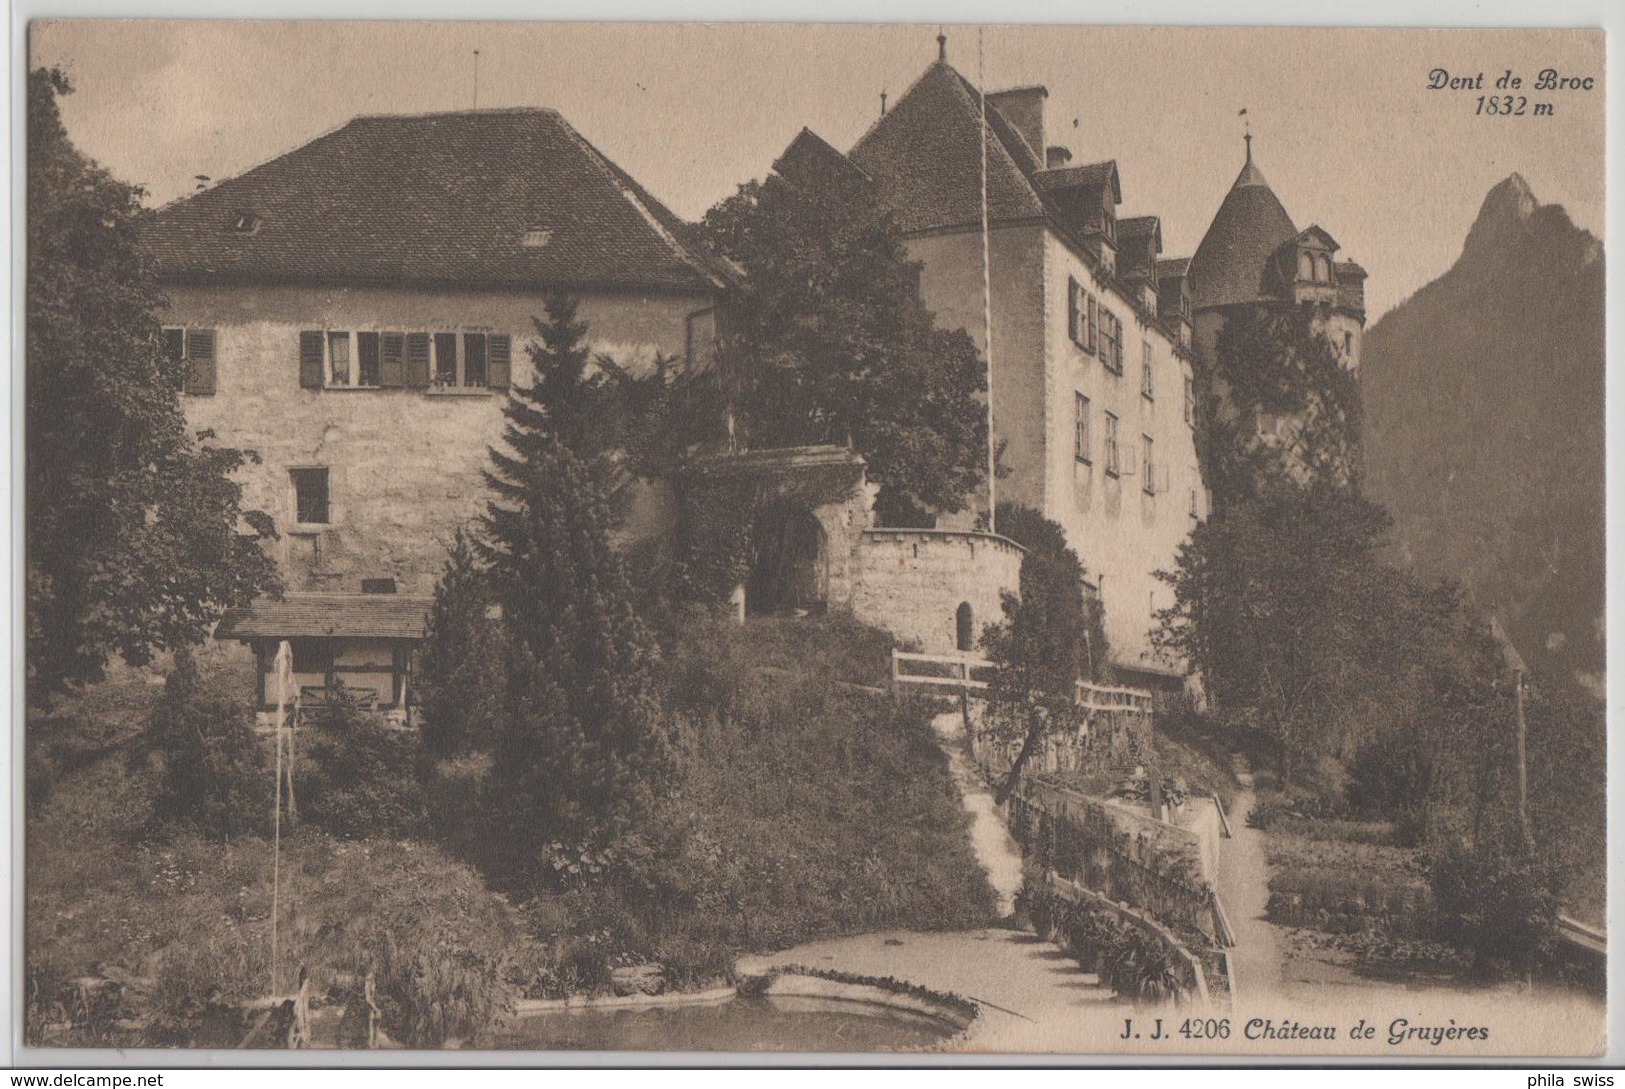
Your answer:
[30,21,1605,321]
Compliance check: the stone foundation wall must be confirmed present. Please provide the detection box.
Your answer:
[848,530,1023,654]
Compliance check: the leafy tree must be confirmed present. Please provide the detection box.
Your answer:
[1199,306,1362,503]
[26,68,278,701]
[981,504,1109,804]
[700,153,988,521]
[1154,482,1402,783]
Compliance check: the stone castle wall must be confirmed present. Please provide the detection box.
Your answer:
[848,529,1023,654]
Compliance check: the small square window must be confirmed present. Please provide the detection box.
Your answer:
[292,467,330,525]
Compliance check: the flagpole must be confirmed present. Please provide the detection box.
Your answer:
[979,26,996,535]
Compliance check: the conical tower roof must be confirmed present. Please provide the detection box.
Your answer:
[1188,143,1298,310]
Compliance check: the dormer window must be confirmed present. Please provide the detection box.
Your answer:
[1317,254,1333,282]
[522,227,553,247]
[225,210,260,234]
[1298,251,1315,281]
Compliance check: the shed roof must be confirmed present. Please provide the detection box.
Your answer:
[142,108,729,292]
[215,594,433,641]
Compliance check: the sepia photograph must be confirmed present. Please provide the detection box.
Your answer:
[18,17,1609,1061]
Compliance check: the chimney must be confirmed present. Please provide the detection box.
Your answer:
[1045,145,1073,169]
[985,86,1048,159]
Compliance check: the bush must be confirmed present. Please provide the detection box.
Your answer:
[299,684,426,840]
[1346,729,1432,843]
[1426,833,1559,979]
[150,655,270,840]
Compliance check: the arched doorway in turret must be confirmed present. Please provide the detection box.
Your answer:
[745,504,829,617]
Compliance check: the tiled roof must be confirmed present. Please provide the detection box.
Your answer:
[848,62,1047,234]
[142,108,729,292]
[215,594,433,641]
[1157,256,1191,281]
[1188,154,1298,310]
[1032,161,1122,204]
[773,127,874,190]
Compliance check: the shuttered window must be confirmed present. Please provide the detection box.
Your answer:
[488,334,512,389]
[406,334,432,388]
[357,332,382,387]
[299,327,507,391]
[163,327,218,395]
[1086,295,1098,354]
[299,331,325,389]
[380,333,405,388]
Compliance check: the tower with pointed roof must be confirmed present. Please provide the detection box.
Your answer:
[1184,137,1367,375]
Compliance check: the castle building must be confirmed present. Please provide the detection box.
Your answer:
[777,42,1208,683]
[144,108,734,709]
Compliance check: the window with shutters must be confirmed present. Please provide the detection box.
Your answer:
[1073,392,1091,464]
[298,329,510,391]
[1067,277,1084,348]
[163,326,218,395]
[1099,310,1122,374]
[1086,294,1098,355]
[1142,435,1156,495]
[1183,374,1195,426]
[291,467,330,525]
[1103,412,1120,477]
[1141,341,1154,400]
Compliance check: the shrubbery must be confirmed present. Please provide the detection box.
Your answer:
[1425,833,1558,979]
[149,654,269,840]
[298,684,426,840]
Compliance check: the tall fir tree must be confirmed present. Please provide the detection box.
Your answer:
[470,303,670,883]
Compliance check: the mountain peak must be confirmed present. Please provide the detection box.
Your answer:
[1464,173,1540,254]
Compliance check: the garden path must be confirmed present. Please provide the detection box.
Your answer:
[1214,766,1286,1006]
[930,708,1023,918]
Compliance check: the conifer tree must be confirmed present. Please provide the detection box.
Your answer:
[472,304,670,884]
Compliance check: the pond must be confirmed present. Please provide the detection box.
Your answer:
[486,994,959,1052]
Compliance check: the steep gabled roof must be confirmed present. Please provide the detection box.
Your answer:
[1158,256,1191,281]
[143,108,729,292]
[773,127,874,190]
[1292,224,1341,251]
[1188,149,1298,309]
[848,61,1047,234]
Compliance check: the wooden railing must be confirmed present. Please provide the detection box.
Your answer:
[890,649,992,692]
[891,649,1154,710]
